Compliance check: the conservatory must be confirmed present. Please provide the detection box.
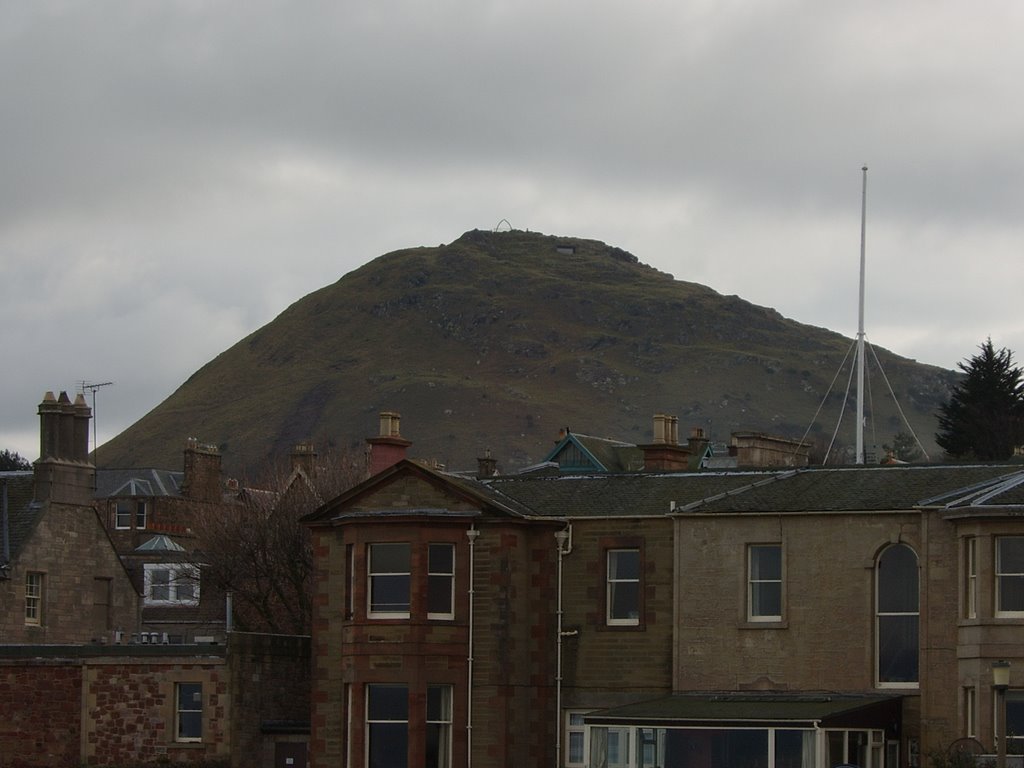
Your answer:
[582,693,902,768]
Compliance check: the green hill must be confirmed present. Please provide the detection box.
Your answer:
[101,229,955,475]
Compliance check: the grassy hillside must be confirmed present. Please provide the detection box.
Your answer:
[101,229,955,475]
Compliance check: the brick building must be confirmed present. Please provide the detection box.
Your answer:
[0,632,310,767]
[304,415,1024,768]
[95,438,235,642]
[0,392,313,767]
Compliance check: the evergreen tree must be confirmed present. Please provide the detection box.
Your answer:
[0,449,31,470]
[936,339,1024,460]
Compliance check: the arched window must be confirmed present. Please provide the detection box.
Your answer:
[876,544,919,686]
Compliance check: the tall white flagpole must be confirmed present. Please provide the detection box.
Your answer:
[856,165,868,465]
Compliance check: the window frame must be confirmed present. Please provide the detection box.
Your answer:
[367,542,412,619]
[606,547,641,627]
[426,684,453,768]
[366,684,409,767]
[875,543,920,688]
[747,543,783,622]
[964,685,976,739]
[1002,690,1024,750]
[135,500,147,530]
[965,536,978,619]
[25,571,44,625]
[114,500,132,530]
[427,543,456,620]
[996,536,1024,617]
[565,710,590,768]
[143,563,200,606]
[175,682,203,743]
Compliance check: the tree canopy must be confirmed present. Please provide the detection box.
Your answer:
[936,339,1024,461]
[191,447,366,634]
[0,449,32,471]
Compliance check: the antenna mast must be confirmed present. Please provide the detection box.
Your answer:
[79,380,114,463]
[855,165,868,465]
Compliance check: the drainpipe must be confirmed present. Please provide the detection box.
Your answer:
[466,526,480,768]
[554,525,574,768]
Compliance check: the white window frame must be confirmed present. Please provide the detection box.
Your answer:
[747,543,783,622]
[144,563,200,606]
[565,710,590,768]
[25,571,44,625]
[175,682,203,742]
[114,501,132,529]
[367,543,411,619]
[427,543,455,620]
[135,500,147,530]
[875,544,919,689]
[366,684,409,766]
[606,548,640,626]
[426,684,453,768]
[996,536,1024,617]
[965,685,976,739]
[965,537,978,619]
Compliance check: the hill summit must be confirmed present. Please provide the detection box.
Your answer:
[101,229,954,474]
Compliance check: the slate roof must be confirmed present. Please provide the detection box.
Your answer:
[482,471,777,518]
[679,464,1024,514]
[1,472,40,568]
[310,458,1024,525]
[544,433,645,473]
[95,468,184,498]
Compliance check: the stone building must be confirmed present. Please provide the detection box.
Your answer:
[0,392,313,767]
[0,391,138,644]
[0,632,310,767]
[303,414,1024,768]
[95,438,234,642]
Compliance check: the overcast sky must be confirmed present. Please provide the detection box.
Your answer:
[3,1,1023,462]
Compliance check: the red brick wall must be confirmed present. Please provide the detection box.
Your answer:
[0,661,82,768]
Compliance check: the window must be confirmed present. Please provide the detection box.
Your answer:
[93,577,113,630]
[997,537,1024,616]
[566,711,588,767]
[25,571,44,625]
[114,500,146,530]
[426,685,452,768]
[1005,691,1024,750]
[428,544,455,619]
[115,501,132,529]
[367,685,408,768]
[368,543,411,618]
[144,564,199,606]
[876,544,919,686]
[345,543,354,619]
[965,537,978,619]
[175,682,203,742]
[965,686,976,738]
[606,549,640,626]
[748,544,782,621]
[590,727,631,768]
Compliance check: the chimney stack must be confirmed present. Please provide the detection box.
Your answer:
[639,413,690,472]
[291,442,317,477]
[182,439,223,503]
[34,390,94,504]
[476,449,498,479]
[366,411,412,475]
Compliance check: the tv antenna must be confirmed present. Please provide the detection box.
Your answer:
[78,380,113,463]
